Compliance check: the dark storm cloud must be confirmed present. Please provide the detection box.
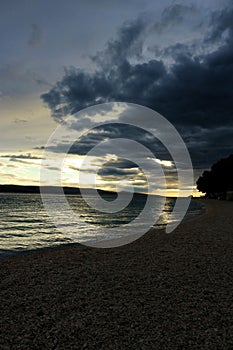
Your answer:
[162,4,197,21]
[153,4,197,33]
[97,158,141,179]
[47,123,168,160]
[105,159,139,169]
[41,57,166,121]
[92,16,146,66]
[184,126,233,168]
[41,4,233,169]
[41,17,165,120]
[206,5,233,44]
[98,166,138,177]
[41,5,233,128]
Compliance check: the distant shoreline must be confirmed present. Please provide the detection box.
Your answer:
[0,184,186,198]
[0,184,116,196]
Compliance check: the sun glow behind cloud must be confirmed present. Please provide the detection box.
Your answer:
[0,150,199,197]
[0,99,194,197]
[154,159,173,167]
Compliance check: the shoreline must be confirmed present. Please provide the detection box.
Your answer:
[1,199,233,349]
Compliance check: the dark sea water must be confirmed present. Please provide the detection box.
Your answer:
[0,193,204,258]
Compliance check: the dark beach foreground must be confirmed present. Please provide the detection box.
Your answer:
[0,199,233,349]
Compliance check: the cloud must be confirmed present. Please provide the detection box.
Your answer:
[153,4,198,33]
[41,4,233,170]
[13,118,28,124]
[183,126,233,168]
[46,123,168,162]
[41,5,233,127]
[98,166,139,177]
[5,163,18,169]
[33,146,45,150]
[92,16,146,66]
[206,5,233,44]
[0,153,41,160]
[34,78,52,87]
[104,158,139,169]
[28,24,43,48]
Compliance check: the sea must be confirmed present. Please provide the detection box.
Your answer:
[0,193,204,258]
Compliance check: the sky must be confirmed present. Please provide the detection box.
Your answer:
[0,0,232,196]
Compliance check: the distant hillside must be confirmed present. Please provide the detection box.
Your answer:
[0,184,117,196]
[0,184,146,198]
[0,184,79,194]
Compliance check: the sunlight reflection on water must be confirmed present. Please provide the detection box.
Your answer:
[0,193,203,257]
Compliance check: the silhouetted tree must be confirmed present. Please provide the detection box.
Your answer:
[196,154,233,198]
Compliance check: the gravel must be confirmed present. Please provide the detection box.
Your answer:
[0,199,233,349]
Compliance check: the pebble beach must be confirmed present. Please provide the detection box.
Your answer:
[0,199,233,349]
